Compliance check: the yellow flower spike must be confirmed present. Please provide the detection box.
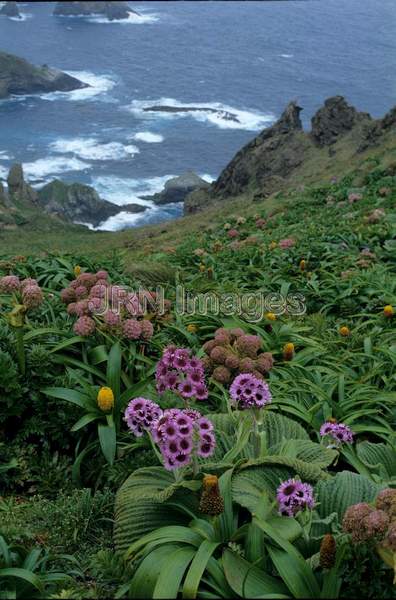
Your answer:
[265,312,277,321]
[74,265,82,277]
[339,326,350,337]
[269,241,277,250]
[282,342,295,361]
[383,305,394,318]
[187,324,198,333]
[97,387,114,412]
[299,259,306,271]
[199,264,206,273]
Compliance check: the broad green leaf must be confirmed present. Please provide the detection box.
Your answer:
[98,422,116,465]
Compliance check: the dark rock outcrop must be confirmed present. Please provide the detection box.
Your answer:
[184,96,396,214]
[142,172,210,206]
[53,1,137,20]
[7,163,37,204]
[310,96,371,147]
[143,105,240,124]
[184,101,305,213]
[0,2,20,18]
[37,179,146,227]
[0,51,88,99]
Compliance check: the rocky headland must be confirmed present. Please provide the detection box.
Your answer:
[0,165,147,229]
[184,96,396,214]
[0,51,88,99]
[53,1,138,21]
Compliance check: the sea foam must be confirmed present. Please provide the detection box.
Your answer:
[131,132,164,143]
[126,98,274,131]
[23,156,90,181]
[50,138,139,160]
[42,72,116,102]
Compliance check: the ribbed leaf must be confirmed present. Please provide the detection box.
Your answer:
[356,441,396,478]
[315,471,383,519]
[114,467,199,551]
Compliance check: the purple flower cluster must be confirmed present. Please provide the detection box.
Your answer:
[320,421,354,445]
[229,373,271,409]
[124,397,216,470]
[152,408,215,470]
[124,397,163,437]
[156,346,208,401]
[276,479,315,517]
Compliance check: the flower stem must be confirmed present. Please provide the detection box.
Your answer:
[14,326,25,376]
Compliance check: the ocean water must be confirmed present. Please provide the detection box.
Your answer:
[0,0,395,230]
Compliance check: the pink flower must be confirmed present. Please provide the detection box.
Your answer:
[227,229,239,239]
[122,319,142,340]
[73,316,96,336]
[22,285,43,309]
[348,192,363,204]
[0,275,20,293]
[140,319,154,340]
[278,238,295,249]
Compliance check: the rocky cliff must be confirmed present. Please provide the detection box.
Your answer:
[53,1,137,20]
[184,96,395,214]
[0,51,87,99]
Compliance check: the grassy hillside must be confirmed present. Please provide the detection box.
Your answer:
[0,144,395,597]
[1,123,395,257]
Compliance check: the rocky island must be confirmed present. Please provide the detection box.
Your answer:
[140,172,210,205]
[53,1,138,21]
[37,179,146,227]
[0,51,88,99]
[0,1,20,18]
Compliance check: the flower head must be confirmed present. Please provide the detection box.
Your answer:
[279,238,295,249]
[282,342,295,361]
[122,319,142,340]
[155,348,207,401]
[73,315,95,336]
[320,421,354,446]
[277,479,315,516]
[124,397,163,437]
[319,534,336,569]
[22,285,43,309]
[383,305,394,318]
[152,408,215,470]
[339,326,350,337]
[97,387,114,411]
[199,475,224,515]
[229,373,271,410]
[0,275,20,293]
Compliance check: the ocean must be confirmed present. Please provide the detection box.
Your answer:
[0,0,395,230]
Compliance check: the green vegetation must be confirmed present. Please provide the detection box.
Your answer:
[0,155,395,598]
